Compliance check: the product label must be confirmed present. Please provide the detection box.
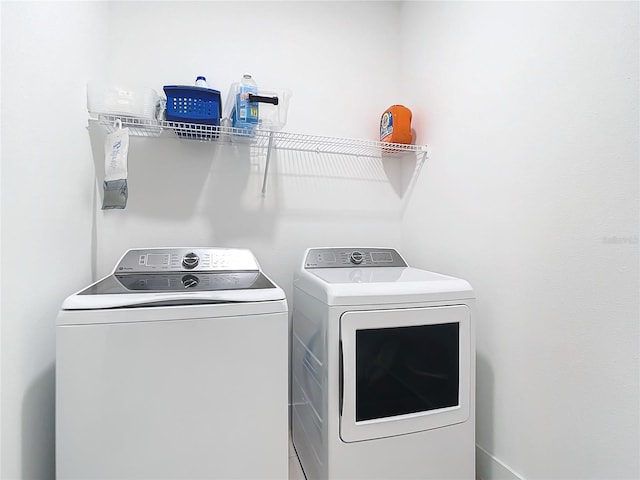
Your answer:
[236,86,259,125]
[104,127,129,182]
[380,111,393,140]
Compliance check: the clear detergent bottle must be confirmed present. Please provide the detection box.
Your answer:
[233,73,259,131]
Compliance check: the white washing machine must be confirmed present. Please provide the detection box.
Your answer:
[291,247,475,480]
[56,247,288,480]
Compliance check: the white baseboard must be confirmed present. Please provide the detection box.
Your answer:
[476,445,525,480]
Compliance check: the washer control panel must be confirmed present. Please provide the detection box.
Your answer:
[304,248,407,268]
[115,248,260,273]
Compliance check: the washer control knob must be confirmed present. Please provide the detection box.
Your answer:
[350,251,365,265]
[182,252,199,269]
[181,274,199,289]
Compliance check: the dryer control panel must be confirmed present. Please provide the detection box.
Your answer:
[304,248,407,268]
[114,248,260,273]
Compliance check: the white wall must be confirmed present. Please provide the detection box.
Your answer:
[399,2,639,479]
[1,3,409,477]
[93,1,407,301]
[0,2,108,479]
[3,2,638,480]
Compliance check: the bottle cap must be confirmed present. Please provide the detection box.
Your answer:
[196,76,206,81]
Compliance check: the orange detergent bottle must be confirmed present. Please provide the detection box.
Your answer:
[380,105,413,144]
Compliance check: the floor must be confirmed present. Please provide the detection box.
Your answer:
[289,435,305,480]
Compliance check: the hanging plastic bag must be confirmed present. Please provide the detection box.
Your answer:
[102,120,130,210]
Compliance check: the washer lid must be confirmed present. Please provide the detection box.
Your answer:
[295,266,473,306]
[61,247,286,310]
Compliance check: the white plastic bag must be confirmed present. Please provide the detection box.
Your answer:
[102,122,130,210]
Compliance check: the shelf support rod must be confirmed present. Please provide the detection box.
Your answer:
[261,131,275,195]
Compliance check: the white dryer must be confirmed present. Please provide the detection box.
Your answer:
[56,247,288,480]
[291,247,475,480]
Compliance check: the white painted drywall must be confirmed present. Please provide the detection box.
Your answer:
[92,1,407,300]
[2,2,406,477]
[0,2,108,478]
[399,2,639,478]
[2,2,638,479]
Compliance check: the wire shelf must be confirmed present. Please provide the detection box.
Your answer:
[90,113,429,194]
[91,114,429,157]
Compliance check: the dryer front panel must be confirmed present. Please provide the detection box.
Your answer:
[339,305,470,443]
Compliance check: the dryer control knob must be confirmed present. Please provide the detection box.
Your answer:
[182,252,199,269]
[350,251,364,265]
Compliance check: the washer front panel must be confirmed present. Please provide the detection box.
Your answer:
[56,309,289,479]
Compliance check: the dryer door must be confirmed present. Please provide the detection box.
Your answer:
[339,305,470,443]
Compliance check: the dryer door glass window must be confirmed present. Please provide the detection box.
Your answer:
[339,305,470,443]
[355,323,459,421]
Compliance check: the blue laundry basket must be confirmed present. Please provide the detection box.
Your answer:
[163,85,221,139]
